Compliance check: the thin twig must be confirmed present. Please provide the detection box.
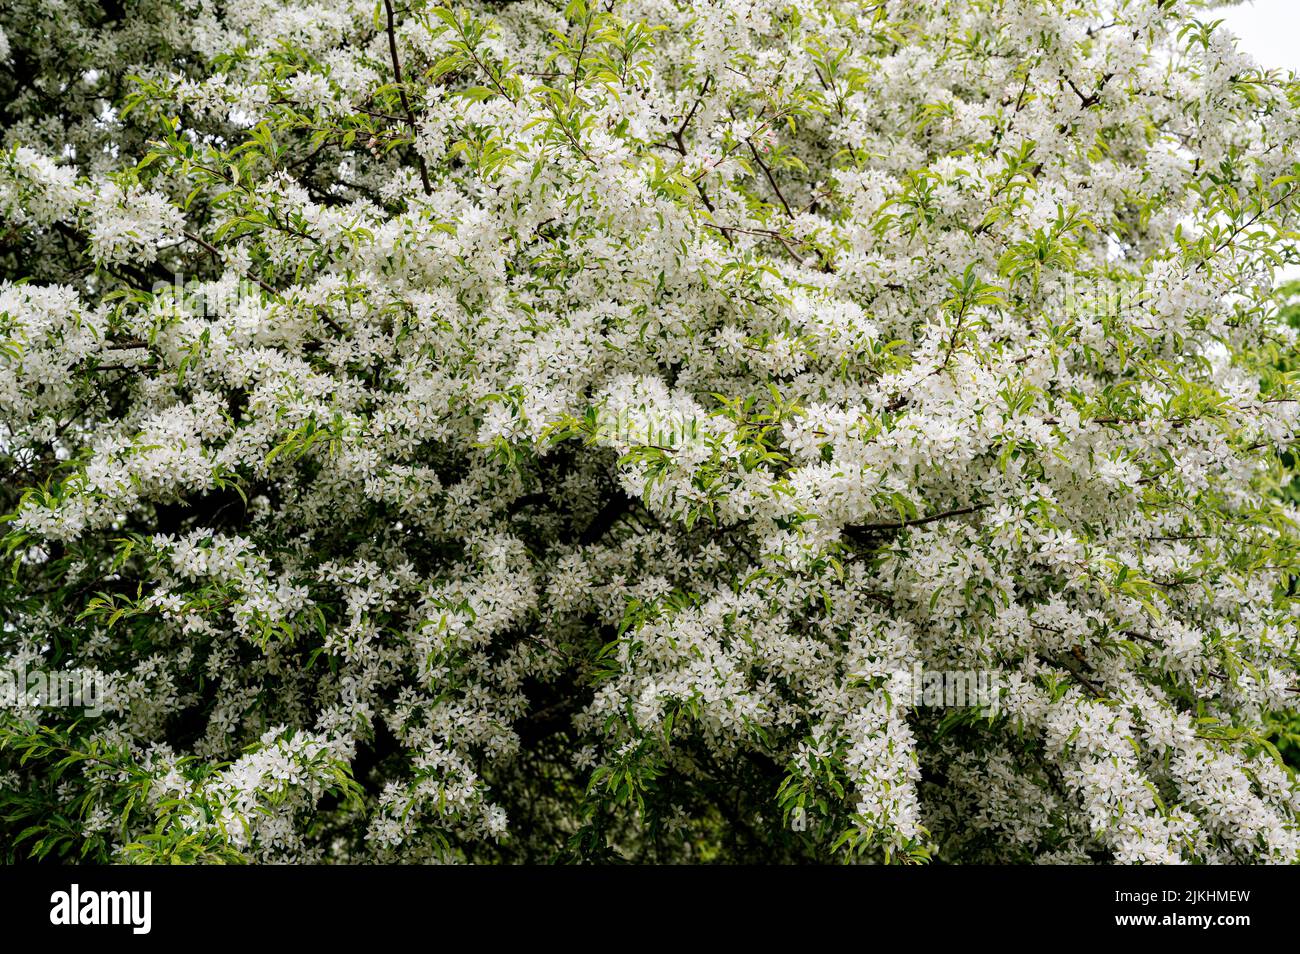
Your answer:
[383,0,433,195]
[846,503,988,540]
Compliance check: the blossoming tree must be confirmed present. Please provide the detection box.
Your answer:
[2,0,1299,863]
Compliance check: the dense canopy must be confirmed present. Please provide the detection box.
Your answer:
[2,0,1300,863]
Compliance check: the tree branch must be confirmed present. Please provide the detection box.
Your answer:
[845,504,987,543]
[383,0,433,195]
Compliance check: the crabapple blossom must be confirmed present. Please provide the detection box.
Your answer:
[1,0,1300,864]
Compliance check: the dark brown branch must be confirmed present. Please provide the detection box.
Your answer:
[383,0,433,195]
[672,77,711,155]
[578,492,636,547]
[183,229,346,336]
[1036,653,1104,699]
[845,504,987,543]
[182,230,275,297]
[745,138,793,218]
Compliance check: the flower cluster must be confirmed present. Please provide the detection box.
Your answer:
[1,0,1299,864]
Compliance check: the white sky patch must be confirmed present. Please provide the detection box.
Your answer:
[1212,1,1300,72]
[1210,4,1300,284]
